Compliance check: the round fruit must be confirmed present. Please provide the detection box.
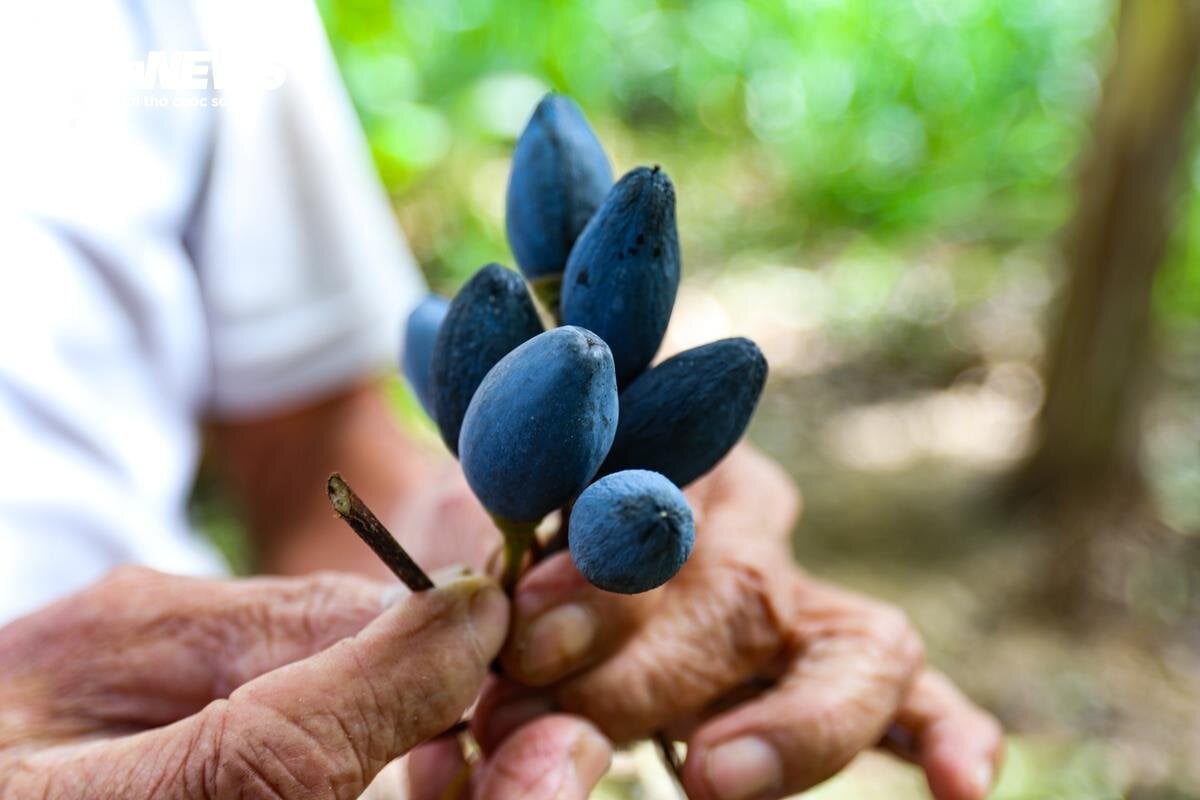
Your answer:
[569,469,695,594]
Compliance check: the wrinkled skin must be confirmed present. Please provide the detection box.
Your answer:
[3,383,1001,800]
[0,568,612,800]
[411,445,1005,800]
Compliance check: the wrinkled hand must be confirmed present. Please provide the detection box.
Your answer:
[461,446,1003,800]
[0,566,606,799]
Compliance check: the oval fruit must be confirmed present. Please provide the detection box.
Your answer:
[506,94,613,285]
[600,337,767,487]
[459,326,618,523]
[430,264,543,455]
[561,166,681,387]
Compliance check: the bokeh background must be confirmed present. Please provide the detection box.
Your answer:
[267,0,1200,796]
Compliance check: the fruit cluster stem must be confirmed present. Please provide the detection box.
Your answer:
[494,517,539,592]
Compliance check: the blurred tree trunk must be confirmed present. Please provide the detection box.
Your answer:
[1015,0,1200,616]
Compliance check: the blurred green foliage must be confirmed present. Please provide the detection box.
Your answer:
[317,0,1117,288]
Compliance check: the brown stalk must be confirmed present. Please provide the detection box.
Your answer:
[327,472,433,592]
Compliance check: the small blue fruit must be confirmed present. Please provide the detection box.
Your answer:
[431,264,543,455]
[460,326,619,524]
[569,470,695,594]
[561,166,681,387]
[506,94,613,284]
[401,294,449,418]
[600,338,767,487]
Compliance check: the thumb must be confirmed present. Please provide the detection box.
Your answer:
[14,576,509,800]
[204,575,509,798]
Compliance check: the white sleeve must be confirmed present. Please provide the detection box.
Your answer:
[189,0,425,417]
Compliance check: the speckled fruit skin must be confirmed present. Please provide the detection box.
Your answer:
[430,264,543,456]
[561,166,681,387]
[506,94,613,282]
[600,337,767,487]
[569,469,695,594]
[401,294,450,418]
[459,326,619,523]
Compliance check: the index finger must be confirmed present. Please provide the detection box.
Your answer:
[680,582,925,800]
[0,567,394,730]
[501,551,663,686]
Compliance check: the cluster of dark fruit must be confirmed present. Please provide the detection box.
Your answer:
[402,94,767,594]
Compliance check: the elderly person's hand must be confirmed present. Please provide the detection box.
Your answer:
[0,566,610,800]
[449,445,1003,800]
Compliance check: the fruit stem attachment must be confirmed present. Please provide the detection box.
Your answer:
[528,273,563,322]
[493,517,540,592]
[327,473,434,592]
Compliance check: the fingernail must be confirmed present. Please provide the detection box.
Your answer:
[974,762,994,797]
[468,583,509,655]
[569,726,613,785]
[704,736,782,800]
[521,603,596,679]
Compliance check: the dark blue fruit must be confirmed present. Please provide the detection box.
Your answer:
[459,326,618,523]
[600,337,767,487]
[430,264,543,455]
[569,469,695,594]
[401,294,449,418]
[561,166,681,387]
[506,94,613,283]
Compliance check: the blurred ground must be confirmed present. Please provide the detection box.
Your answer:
[716,238,1200,799]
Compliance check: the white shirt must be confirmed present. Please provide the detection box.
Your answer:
[0,0,425,624]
